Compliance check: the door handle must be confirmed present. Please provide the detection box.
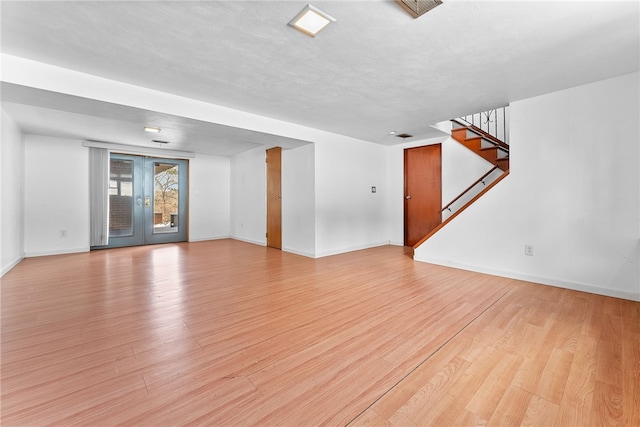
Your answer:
[405,195,411,200]
[136,196,142,207]
[276,196,282,199]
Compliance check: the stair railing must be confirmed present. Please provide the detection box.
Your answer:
[442,166,499,213]
[441,166,504,221]
[457,105,509,145]
[414,169,510,249]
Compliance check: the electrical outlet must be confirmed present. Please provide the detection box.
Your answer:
[60,229,67,238]
[525,244,533,256]
[371,186,376,193]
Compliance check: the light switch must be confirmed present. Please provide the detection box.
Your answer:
[371,186,376,193]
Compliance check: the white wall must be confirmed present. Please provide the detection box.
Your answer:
[24,135,89,256]
[282,144,315,257]
[229,134,393,259]
[415,72,640,301]
[230,147,267,246]
[21,135,231,256]
[229,143,317,256]
[1,109,25,275]
[314,136,389,257]
[188,154,231,241]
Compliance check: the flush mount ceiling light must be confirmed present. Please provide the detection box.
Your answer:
[396,0,443,18]
[288,4,336,37]
[144,126,161,133]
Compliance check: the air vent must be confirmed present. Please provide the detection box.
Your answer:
[395,133,413,139]
[396,0,443,18]
[151,140,170,144]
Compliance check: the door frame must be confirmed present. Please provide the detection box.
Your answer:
[143,157,189,245]
[92,153,188,249]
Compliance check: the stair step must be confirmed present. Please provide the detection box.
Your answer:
[451,128,468,141]
[481,145,509,154]
[456,131,509,151]
[450,119,509,149]
[465,136,483,143]
[451,124,509,170]
[462,139,482,151]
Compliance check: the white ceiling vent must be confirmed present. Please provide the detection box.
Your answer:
[396,0,443,18]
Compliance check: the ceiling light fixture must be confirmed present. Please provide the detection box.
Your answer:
[396,0,443,18]
[144,126,161,133]
[288,4,336,37]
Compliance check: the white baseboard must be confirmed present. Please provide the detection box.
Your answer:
[24,247,90,258]
[281,247,316,258]
[1,255,24,277]
[231,236,267,247]
[315,241,390,259]
[189,235,231,242]
[416,258,640,302]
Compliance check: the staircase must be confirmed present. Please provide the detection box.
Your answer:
[413,106,510,249]
[450,121,509,172]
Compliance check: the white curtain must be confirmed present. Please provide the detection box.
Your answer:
[89,147,109,247]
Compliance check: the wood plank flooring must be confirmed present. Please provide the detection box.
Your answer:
[1,240,638,426]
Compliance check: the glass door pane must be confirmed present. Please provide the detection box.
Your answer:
[103,154,144,248]
[153,162,180,234]
[109,159,134,236]
[144,157,188,245]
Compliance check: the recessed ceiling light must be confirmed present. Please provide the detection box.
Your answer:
[144,126,161,133]
[389,131,397,135]
[288,4,336,37]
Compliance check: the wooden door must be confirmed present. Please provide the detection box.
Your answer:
[266,147,282,249]
[404,144,442,246]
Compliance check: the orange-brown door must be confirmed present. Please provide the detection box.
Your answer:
[404,144,442,246]
[266,147,282,249]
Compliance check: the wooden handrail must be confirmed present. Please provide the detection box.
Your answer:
[441,166,500,212]
[452,118,510,151]
[414,170,510,249]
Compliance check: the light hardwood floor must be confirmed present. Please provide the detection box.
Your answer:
[1,240,638,426]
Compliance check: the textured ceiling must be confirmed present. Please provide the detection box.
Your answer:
[1,83,311,157]
[1,0,639,155]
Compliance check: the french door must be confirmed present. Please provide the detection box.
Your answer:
[104,153,188,248]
